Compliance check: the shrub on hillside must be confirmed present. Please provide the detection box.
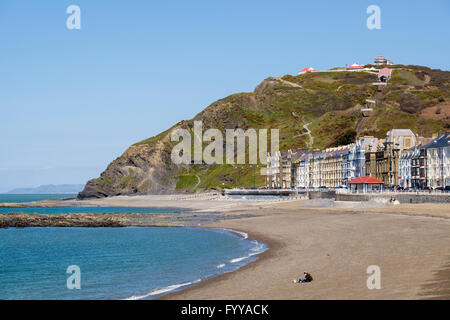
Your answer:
[398,92,427,113]
[329,129,357,147]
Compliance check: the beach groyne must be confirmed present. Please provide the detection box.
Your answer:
[222,189,305,197]
[221,189,450,204]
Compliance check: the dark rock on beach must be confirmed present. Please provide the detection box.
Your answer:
[0,211,255,229]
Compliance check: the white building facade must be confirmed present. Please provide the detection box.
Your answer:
[342,137,379,185]
[425,133,450,188]
[399,148,419,188]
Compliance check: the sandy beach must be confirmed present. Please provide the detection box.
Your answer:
[67,195,450,300]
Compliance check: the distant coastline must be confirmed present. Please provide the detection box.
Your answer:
[5,184,84,194]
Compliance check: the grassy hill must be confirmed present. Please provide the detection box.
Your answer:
[78,65,450,198]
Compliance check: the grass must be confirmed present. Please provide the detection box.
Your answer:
[174,164,266,189]
[390,69,424,86]
[175,174,198,190]
[309,112,359,149]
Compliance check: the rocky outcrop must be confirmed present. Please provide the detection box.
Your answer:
[0,213,126,228]
[78,127,183,199]
[0,212,254,228]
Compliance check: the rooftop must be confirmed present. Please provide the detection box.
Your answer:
[348,176,384,184]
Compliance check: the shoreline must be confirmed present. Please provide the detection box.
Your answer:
[122,226,269,300]
[158,225,280,300]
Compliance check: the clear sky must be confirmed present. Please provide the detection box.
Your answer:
[0,0,449,192]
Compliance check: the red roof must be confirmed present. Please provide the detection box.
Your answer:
[347,176,383,184]
[346,63,363,69]
[299,67,317,73]
[378,67,392,77]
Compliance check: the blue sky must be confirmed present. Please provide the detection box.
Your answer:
[0,0,449,192]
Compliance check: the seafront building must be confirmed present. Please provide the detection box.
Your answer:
[399,147,418,188]
[423,133,450,188]
[365,129,417,186]
[266,150,281,188]
[266,128,449,190]
[295,152,312,188]
[342,137,379,185]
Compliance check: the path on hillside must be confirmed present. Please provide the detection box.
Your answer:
[294,122,313,148]
[274,77,307,90]
[355,116,367,135]
[303,122,313,148]
[193,175,201,189]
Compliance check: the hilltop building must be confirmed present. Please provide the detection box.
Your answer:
[374,55,393,65]
[346,63,364,71]
[298,67,317,75]
[378,68,392,83]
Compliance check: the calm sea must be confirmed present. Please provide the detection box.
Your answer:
[0,194,77,203]
[0,195,266,300]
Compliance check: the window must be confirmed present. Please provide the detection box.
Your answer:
[404,137,411,149]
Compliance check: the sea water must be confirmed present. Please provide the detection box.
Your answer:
[0,194,77,203]
[0,227,265,300]
[0,206,187,214]
[0,195,266,300]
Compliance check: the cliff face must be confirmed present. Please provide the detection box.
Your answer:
[78,65,450,199]
[78,129,180,198]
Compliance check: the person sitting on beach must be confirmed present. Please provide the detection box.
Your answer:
[294,272,313,283]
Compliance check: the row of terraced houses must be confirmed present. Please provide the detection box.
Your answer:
[266,130,450,190]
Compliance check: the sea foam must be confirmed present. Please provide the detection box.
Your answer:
[124,279,202,300]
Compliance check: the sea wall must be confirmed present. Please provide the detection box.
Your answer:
[308,191,336,200]
[336,193,450,204]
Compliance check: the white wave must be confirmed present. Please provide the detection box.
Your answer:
[250,242,266,252]
[229,244,267,264]
[229,256,249,263]
[222,228,248,239]
[216,263,226,268]
[124,279,201,300]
